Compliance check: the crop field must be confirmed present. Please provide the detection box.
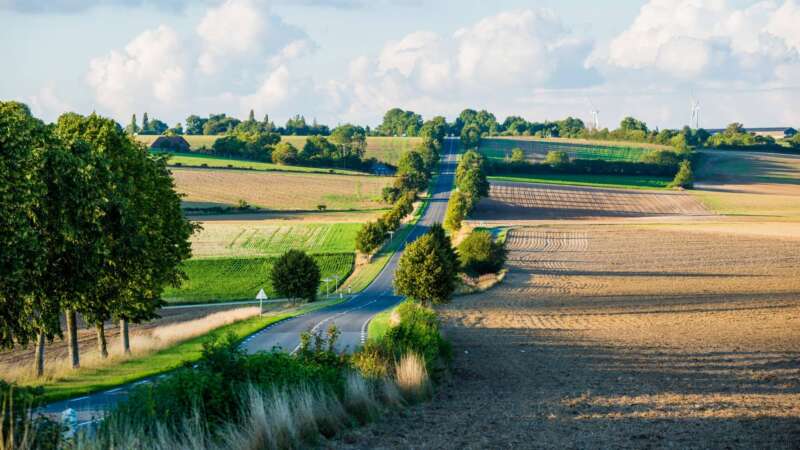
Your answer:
[172,168,392,211]
[341,226,800,448]
[190,222,360,258]
[163,253,355,303]
[691,150,800,219]
[159,152,364,175]
[479,137,654,162]
[472,180,708,221]
[488,173,672,190]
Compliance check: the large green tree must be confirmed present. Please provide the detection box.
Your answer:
[460,123,481,150]
[0,102,49,350]
[394,232,457,305]
[394,150,429,192]
[270,250,321,302]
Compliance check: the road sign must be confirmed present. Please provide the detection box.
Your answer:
[256,288,268,315]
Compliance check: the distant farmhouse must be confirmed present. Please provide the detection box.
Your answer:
[149,135,191,152]
[706,127,797,139]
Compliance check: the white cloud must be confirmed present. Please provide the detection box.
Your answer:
[86,25,187,118]
[601,0,800,81]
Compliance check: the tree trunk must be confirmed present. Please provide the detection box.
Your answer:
[66,310,80,369]
[120,318,131,355]
[96,322,108,359]
[34,332,45,377]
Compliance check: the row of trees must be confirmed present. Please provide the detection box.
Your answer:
[355,116,448,255]
[0,102,195,376]
[445,149,490,231]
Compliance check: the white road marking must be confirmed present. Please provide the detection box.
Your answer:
[69,396,89,402]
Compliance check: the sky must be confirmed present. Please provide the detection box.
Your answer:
[1,0,799,129]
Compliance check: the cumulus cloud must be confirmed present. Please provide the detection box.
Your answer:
[28,83,73,119]
[196,0,307,76]
[599,0,800,82]
[86,25,187,118]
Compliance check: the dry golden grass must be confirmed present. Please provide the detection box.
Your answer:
[394,353,431,403]
[1,308,259,384]
[172,168,392,212]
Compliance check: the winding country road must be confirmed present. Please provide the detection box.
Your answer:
[40,137,458,418]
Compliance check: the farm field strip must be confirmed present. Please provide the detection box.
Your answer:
[163,253,355,304]
[480,138,653,162]
[161,152,364,175]
[191,222,361,258]
[488,173,672,190]
[473,181,709,221]
[172,167,393,211]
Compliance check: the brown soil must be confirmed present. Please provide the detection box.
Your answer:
[172,168,392,211]
[473,181,709,222]
[333,226,800,449]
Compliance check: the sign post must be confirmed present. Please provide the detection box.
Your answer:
[256,288,268,316]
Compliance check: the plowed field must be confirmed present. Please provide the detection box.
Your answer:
[336,226,800,449]
[473,181,709,221]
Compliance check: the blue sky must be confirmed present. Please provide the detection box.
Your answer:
[2,0,799,129]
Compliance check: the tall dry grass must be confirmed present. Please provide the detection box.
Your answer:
[395,352,431,403]
[3,308,260,384]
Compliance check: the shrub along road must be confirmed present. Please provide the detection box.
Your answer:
[39,138,458,419]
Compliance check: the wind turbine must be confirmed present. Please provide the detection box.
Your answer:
[690,95,701,129]
[587,98,600,131]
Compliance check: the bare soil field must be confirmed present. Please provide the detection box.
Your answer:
[335,226,800,449]
[172,168,392,211]
[473,181,709,222]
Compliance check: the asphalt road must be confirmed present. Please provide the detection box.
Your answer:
[40,137,458,419]
[241,137,458,354]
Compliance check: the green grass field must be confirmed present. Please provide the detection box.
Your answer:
[191,222,361,258]
[489,174,671,190]
[162,152,364,175]
[163,254,354,304]
[480,138,653,163]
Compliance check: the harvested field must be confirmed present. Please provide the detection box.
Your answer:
[692,150,800,219]
[172,168,392,211]
[473,181,708,221]
[337,226,800,449]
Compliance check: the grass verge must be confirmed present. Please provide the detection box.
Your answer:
[489,173,671,189]
[34,298,346,403]
[367,309,394,342]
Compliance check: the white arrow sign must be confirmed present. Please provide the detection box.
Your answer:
[256,289,267,316]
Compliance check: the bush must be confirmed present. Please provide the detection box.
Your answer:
[355,220,385,254]
[510,147,525,163]
[444,190,469,231]
[457,230,507,276]
[271,142,299,165]
[394,233,458,305]
[379,301,451,374]
[544,150,570,167]
[669,160,694,189]
[269,249,321,302]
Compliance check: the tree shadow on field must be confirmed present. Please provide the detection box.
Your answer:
[426,323,800,449]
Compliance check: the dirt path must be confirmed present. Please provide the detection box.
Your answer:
[332,226,800,449]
